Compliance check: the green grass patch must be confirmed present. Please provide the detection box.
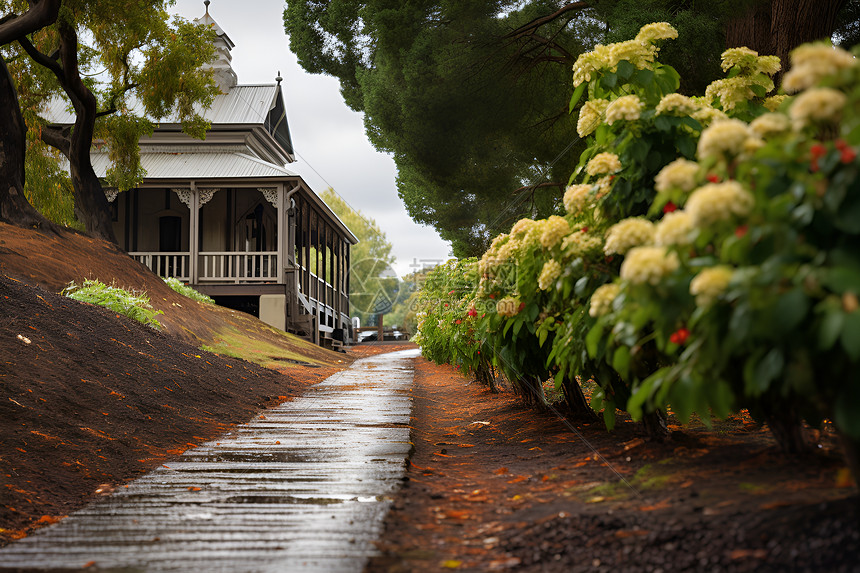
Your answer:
[201,325,325,369]
[583,461,674,500]
[63,279,163,329]
[163,277,215,304]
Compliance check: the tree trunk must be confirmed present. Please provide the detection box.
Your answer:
[58,21,118,244]
[641,410,669,441]
[0,55,53,230]
[561,376,598,420]
[727,0,847,76]
[765,410,809,453]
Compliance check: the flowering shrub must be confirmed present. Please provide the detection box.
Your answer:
[412,25,860,478]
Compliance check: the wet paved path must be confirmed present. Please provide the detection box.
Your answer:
[0,349,419,572]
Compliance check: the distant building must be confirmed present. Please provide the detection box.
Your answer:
[46,4,357,347]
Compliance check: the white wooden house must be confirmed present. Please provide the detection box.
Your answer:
[48,6,357,346]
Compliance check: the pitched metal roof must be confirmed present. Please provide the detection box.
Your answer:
[44,85,280,126]
[90,150,296,180]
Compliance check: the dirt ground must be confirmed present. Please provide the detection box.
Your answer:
[367,359,860,572]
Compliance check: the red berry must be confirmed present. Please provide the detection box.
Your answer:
[663,201,678,213]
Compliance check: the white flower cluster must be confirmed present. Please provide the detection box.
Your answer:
[654,158,700,192]
[782,43,856,93]
[619,246,680,285]
[655,93,698,116]
[686,181,754,227]
[540,216,571,249]
[564,184,592,214]
[562,231,603,258]
[593,176,614,200]
[749,112,790,138]
[635,22,679,43]
[691,105,728,126]
[697,118,753,160]
[538,259,563,291]
[510,218,535,237]
[720,47,780,76]
[604,218,656,255]
[654,210,694,246]
[789,87,847,130]
[578,99,610,138]
[496,296,522,318]
[586,152,622,176]
[589,283,621,318]
[690,266,734,306]
[572,23,678,87]
[705,77,762,111]
[763,95,788,112]
[606,95,644,125]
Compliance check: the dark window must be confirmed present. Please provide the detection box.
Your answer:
[159,216,182,252]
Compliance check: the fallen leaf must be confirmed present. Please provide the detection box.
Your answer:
[442,560,462,569]
[836,468,856,488]
[729,549,768,560]
[82,561,97,568]
[188,487,202,492]
[507,475,528,484]
[494,467,509,475]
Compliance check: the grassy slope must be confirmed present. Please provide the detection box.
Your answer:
[0,222,341,369]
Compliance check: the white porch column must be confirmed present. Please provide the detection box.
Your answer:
[277,183,285,284]
[190,181,200,284]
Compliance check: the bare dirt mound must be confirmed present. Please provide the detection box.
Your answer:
[368,358,860,572]
[0,223,354,545]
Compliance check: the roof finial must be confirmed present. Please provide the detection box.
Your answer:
[276,71,283,85]
[204,0,210,15]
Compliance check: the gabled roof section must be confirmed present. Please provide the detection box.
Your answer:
[89,149,297,180]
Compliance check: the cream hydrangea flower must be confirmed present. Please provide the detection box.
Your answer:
[496,296,522,318]
[586,152,622,176]
[656,93,698,116]
[635,22,678,43]
[572,45,613,87]
[609,39,657,70]
[606,94,643,124]
[562,231,603,258]
[564,184,591,214]
[763,95,788,112]
[654,158,700,193]
[540,216,571,249]
[782,43,856,93]
[510,218,535,237]
[538,259,563,290]
[697,118,752,160]
[789,87,847,130]
[496,237,521,263]
[589,283,622,318]
[686,181,754,227]
[691,105,728,126]
[604,218,656,255]
[720,47,759,71]
[654,210,694,246]
[720,47,780,76]
[749,113,790,138]
[577,99,610,137]
[690,265,734,306]
[620,246,680,285]
[594,176,614,199]
[522,220,548,250]
[706,77,759,111]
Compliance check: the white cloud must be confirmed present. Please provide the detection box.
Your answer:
[171,0,452,276]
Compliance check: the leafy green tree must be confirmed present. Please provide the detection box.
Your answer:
[286,0,856,257]
[3,0,219,241]
[319,188,399,326]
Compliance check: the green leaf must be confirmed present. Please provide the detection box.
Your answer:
[774,288,809,332]
[569,82,586,114]
[819,308,845,350]
[654,115,671,132]
[586,323,604,357]
[601,72,618,90]
[616,60,635,82]
[833,382,860,438]
[611,346,631,380]
[824,266,860,293]
[753,348,785,394]
[840,311,860,361]
[750,84,767,98]
[539,327,548,347]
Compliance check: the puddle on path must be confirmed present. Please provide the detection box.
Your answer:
[0,349,419,573]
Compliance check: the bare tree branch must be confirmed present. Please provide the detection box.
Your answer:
[503,1,590,40]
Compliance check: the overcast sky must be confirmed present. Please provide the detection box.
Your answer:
[171,0,452,277]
